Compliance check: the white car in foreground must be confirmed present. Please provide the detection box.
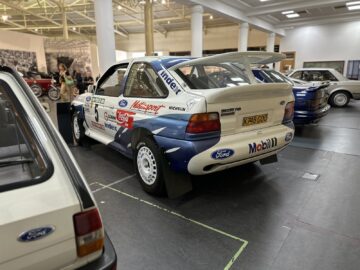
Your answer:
[0,67,117,269]
[72,52,295,196]
[288,68,360,107]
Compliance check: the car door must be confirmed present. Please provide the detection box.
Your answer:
[97,63,129,139]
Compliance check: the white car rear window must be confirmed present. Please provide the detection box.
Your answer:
[0,80,53,192]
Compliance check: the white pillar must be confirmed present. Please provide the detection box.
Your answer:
[238,23,249,52]
[266,32,276,52]
[191,5,203,57]
[94,0,116,74]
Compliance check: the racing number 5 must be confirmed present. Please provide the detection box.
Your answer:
[94,104,99,122]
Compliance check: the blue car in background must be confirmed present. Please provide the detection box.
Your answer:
[252,68,331,125]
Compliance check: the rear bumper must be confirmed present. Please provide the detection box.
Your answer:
[187,124,294,175]
[293,104,331,125]
[78,232,117,270]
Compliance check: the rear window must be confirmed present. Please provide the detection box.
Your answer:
[0,80,53,192]
[257,69,293,84]
[176,63,251,89]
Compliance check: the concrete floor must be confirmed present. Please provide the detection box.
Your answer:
[69,100,360,270]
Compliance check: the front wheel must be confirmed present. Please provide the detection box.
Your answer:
[72,111,85,145]
[48,86,60,101]
[329,91,350,107]
[31,84,42,97]
[134,137,165,196]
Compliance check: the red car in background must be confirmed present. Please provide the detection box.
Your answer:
[23,73,60,101]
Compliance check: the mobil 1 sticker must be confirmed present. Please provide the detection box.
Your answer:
[158,69,182,95]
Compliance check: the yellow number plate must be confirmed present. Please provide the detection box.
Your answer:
[242,114,268,126]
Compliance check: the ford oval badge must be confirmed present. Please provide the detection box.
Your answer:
[211,149,235,160]
[18,226,55,242]
[119,100,128,107]
[86,96,91,102]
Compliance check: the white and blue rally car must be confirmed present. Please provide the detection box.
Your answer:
[71,52,295,196]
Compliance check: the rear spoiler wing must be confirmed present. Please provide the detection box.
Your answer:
[170,52,286,69]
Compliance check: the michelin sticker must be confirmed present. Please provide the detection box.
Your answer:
[158,69,182,95]
[119,99,128,107]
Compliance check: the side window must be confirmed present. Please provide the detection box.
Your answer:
[322,71,338,81]
[291,71,302,80]
[124,63,168,98]
[96,65,128,97]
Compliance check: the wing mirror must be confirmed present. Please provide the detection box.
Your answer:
[86,85,95,94]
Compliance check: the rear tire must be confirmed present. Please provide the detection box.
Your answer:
[134,137,166,196]
[31,84,42,97]
[72,111,85,145]
[329,91,350,107]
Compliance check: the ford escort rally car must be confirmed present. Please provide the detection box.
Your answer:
[71,52,295,196]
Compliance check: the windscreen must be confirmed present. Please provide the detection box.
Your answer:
[0,80,51,191]
[175,62,251,90]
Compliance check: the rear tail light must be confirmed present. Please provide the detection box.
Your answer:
[186,112,221,134]
[283,101,294,123]
[73,208,104,257]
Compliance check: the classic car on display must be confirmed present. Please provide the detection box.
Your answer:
[0,66,117,270]
[252,68,331,125]
[287,68,360,107]
[22,72,60,100]
[71,52,295,196]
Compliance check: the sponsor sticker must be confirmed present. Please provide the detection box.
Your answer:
[92,97,105,104]
[158,69,182,95]
[116,109,135,129]
[169,106,186,112]
[211,149,235,160]
[119,99,128,107]
[130,100,165,115]
[249,137,277,154]
[104,112,116,122]
[91,121,105,130]
[221,107,241,116]
[105,122,118,132]
[86,96,91,102]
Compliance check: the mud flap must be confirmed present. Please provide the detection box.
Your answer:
[259,154,278,165]
[160,154,193,199]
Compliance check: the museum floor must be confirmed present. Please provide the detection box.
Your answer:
[70,101,360,270]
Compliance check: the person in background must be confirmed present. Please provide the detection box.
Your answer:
[59,63,73,102]
[83,71,94,91]
[73,68,84,94]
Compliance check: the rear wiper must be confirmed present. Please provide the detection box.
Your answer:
[0,159,33,168]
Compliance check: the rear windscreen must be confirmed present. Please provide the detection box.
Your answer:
[175,63,251,89]
[0,80,52,192]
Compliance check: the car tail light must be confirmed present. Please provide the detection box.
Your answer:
[73,208,104,257]
[186,112,221,134]
[283,101,294,123]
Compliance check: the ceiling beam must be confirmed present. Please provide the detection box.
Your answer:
[176,0,285,36]
[246,0,348,17]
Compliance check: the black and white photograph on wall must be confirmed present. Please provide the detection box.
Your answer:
[44,39,93,75]
[0,49,38,74]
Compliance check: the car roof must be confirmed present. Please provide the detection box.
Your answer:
[116,56,193,69]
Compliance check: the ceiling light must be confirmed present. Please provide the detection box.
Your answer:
[282,10,294,15]
[139,0,146,4]
[167,20,170,24]
[117,5,122,10]
[286,13,300,18]
[260,0,270,2]
[161,0,166,4]
[348,5,360,9]
[1,14,9,21]
[72,27,76,31]
[34,28,38,32]
[346,1,360,5]
[210,15,213,20]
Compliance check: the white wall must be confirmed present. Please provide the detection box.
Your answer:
[280,21,360,74]
[0,30,47,72]
[116,25,280,54]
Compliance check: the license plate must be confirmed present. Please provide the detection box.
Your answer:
[242,114,268,126]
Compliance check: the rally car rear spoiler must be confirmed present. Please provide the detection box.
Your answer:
[170,52,286,69]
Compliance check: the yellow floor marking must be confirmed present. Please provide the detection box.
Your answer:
[97,183,248,270]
